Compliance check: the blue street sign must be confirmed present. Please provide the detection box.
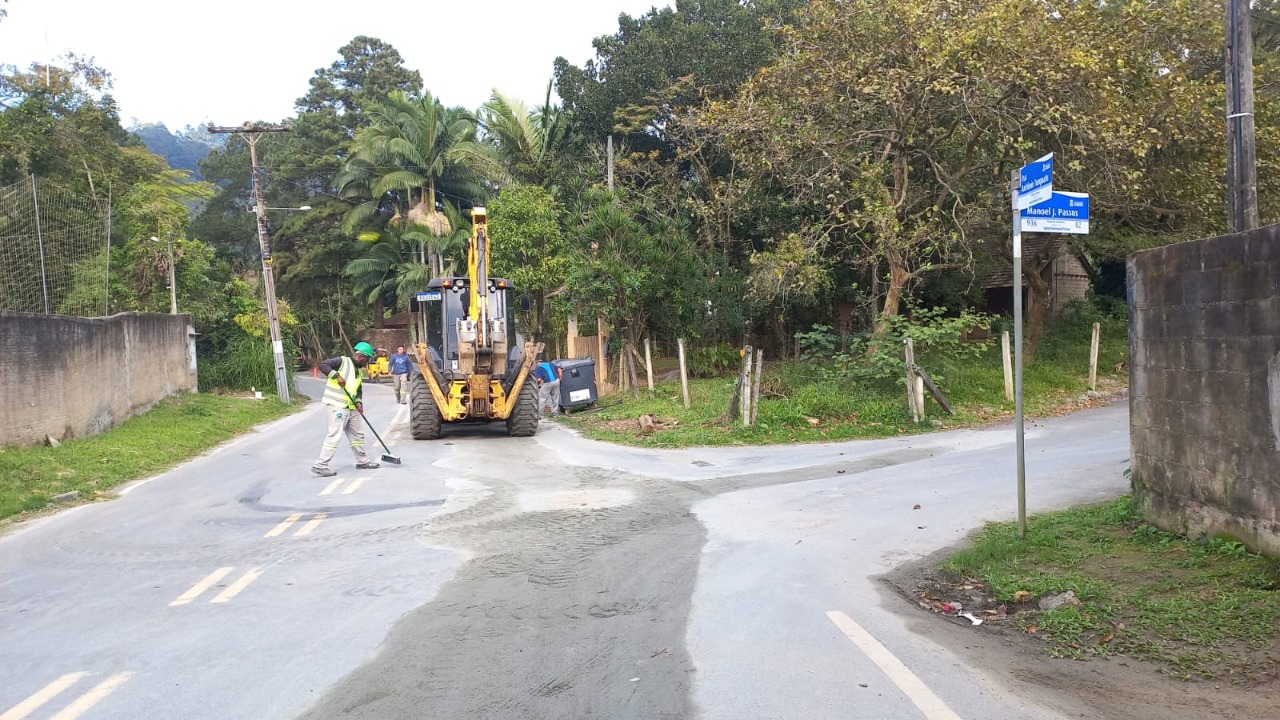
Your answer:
[1017,153,1053,209]
[1021,191,1089,234]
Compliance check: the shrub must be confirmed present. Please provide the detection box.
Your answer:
[689,342,741,378]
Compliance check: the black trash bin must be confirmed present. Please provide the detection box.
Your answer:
[552,358,598,411]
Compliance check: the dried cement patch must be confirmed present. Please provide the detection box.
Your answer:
[517,487,635,512]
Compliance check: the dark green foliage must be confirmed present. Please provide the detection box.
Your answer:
[689,343,741,378]
[554,0,805,147]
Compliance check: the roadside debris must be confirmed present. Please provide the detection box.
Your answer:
[1038,590,1081,611]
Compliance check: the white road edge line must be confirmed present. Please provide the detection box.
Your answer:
[0,671,87,720]
[170,567,234,607]
[826,610,963,720]
[211,567,264,604]
[47,672,132,720]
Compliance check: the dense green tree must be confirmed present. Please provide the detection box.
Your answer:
[553,0,804,149]
[488,185,567,341]
[480,87,575,187]
[704,0,1233,355]
[336,90,505,278]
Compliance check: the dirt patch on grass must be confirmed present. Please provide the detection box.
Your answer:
[883,554,1280,720]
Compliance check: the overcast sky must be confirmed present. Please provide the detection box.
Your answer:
[0,0,670,130]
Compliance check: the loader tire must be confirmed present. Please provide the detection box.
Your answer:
[409,372,442,440]
[506,379,540,437]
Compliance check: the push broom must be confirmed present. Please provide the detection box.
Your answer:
[341,387,402,465]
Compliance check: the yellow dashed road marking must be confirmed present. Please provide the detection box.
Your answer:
[0,671,86,720]
[170,567,234,606]
[48,673,132,720]
[341,478,365,495]
[210,567,264,604]
[319,479,344,496]
[264,513,304,538]
[294,513,328,537]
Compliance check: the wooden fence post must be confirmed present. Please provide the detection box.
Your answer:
[1001,330,1014,401]
[644,338,654,393]
[677,338,690,409]
[751,348,764,425]
[1089,322,1100,391]
[904,337,920,423]
[739,346,754,426]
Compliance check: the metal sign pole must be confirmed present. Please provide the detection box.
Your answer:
[1012,172,1027,541]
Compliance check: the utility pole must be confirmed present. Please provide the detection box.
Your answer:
[167,232,177,315]
[208,122,293,403]
[1225,0,1259,233]
[606,135,615,193]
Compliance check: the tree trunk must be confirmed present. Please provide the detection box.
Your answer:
[1022,263,1051,362]
[880,250,910,319]
[374,296,385,329]
[535,291,546,343]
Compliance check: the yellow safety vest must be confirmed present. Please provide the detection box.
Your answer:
[322,357,362,409]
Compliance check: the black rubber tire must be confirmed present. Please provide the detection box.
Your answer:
[506,379,540,437]
[409,372,442,440]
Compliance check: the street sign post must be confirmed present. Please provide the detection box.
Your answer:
[1011,157,1088,541]
[1010,170,1027,540]
[1017,153,1054,209]
[1021,191,1090,234]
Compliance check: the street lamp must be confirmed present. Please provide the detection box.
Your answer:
[150,234,176,315]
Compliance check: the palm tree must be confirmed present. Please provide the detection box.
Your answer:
[336,90,507,277]
[343,207,471,339]
[480,83,574,187]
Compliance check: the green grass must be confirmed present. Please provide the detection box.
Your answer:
[0,393,300,523]
[565,310,1129,447]
[944,498,1280,682]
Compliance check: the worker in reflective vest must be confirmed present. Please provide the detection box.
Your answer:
[311,342,379,477]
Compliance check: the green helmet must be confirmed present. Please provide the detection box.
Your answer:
[353,342,375,358]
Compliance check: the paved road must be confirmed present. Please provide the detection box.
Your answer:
[0,377,1129,719]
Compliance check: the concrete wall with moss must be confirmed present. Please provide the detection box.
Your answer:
[1128,226,1280,556]
[0,311,197,447]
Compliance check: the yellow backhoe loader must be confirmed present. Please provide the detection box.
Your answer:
[407,207,543,438]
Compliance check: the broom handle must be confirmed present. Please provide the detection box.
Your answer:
[340,385,393,455]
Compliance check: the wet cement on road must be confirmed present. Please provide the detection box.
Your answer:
[295,426,934,719]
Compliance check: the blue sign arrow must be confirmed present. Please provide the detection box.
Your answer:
[1021,191,1089,234]
[1017,153,1054,209]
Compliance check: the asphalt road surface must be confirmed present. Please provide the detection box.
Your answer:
[1,377,1129,719]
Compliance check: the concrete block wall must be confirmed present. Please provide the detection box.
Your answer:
[1128,226,1280,555]
[0,312,198,447]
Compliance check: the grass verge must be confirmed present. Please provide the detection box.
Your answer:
[563,308,1128,448]
[940,498,1280,683]
[0,392,300,523]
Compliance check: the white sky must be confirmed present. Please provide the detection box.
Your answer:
[0,0,671,130]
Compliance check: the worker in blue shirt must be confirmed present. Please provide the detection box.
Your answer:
[534,360,562,415]
[389,345,412,404]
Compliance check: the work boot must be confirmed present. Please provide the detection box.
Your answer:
[311,464,336,477]
[356,460,381,469]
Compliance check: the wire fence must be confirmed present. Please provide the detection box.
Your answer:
[0,176,111,317]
